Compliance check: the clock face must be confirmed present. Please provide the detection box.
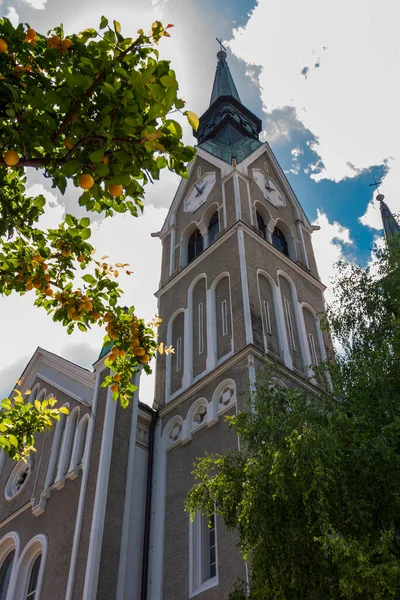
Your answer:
[253,169,285,207]
[184,172,216,213]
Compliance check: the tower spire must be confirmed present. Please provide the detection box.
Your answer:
[377,193,400,242]
[210,41,240,106]
[194,42,262,164]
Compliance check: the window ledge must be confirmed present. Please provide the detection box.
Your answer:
[190,576,219,598]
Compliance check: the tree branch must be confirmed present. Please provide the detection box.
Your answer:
[51,36,143,144]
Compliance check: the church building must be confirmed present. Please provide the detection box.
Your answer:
[0,47,395,600]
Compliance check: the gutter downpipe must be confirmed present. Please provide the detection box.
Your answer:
[141,409,158,600]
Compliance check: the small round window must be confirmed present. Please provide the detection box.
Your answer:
[5,460,31,501]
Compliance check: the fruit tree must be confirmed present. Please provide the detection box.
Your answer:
[0,16,197,459]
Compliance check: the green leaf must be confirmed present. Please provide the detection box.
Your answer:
[82,274,96,284]
[8,435,18,449]
[62,160,80,177]
[59,407,69,414]
[160,75,178,90]
[184,111,199,131]
[166,120,182,138]
[113,20,121,34]
[79,217,90,228]
[100,16,108,29]
[89,149,105,163]
[65,214,76,227]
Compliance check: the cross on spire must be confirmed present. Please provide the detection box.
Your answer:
[216,37,226,53]
[369,176,383,196]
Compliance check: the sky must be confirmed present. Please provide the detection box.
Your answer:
[0,0,399,404]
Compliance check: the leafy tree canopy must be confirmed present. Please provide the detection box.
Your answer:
[0,16,197,459]
[186,238,400,599]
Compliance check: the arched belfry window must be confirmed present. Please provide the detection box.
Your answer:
[272,226,289,256]
[208,212,219,245]
[256,211,266,239]
[188,229,203,264]
[0,549,15,599]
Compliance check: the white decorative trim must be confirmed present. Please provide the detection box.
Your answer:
[9,533,47,600]
[165,308,186,402]
[156,221,325,303]
[116,374,141,600]
[277,270,313,378]
[169,226,176,276]
[0,531,19,600]
[189,511,219,598]
[237,228,253,345]
[28,374,89,406]
[65,370,102,600]
[165,416,184,450]
[5,459,31,501]
[233,173,242,221]
[83,385,117,600]
[213,378,236,415]
[54,406,80,489]
[147,420,167,600]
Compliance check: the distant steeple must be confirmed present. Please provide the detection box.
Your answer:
[377,194,400,243]
[209,50,241,105]
[194,45,262,165]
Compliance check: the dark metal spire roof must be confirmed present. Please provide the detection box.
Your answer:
[194,49,262,164]
[377,194,400,242]
[210,50,241,105]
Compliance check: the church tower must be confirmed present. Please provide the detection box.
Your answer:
[148,49,330,600]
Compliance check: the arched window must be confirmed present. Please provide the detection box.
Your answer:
[25,554,41,599]
[0,550,15,600]
[256,211,266,239]
[187,229,203,264]
[272,226,288,256]
[208,212,219,245]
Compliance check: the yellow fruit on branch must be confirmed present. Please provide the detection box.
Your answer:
[140,354,150,363]
[78,173,95,190]
[102,155,110,165]
[61,39,73,50]
[111,384,118,393]
[113,373,121,382]
[108,184,123,197]
[3,150,19,166]
[63,138,73,150]
[33,281,42,289]
[0,39,8,53]
[135,347,145,356]
[25,282,34,291]
[45,288,53,296]
[92,311,100,321]
[25,28,36,41]
[49,35,61,48]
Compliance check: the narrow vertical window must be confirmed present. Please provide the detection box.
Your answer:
[207,514,217,579]
[197,165,202,178]
[256,211,266,239]
[190,511,218,595]
[208,212,219,245]
[176,336,182,372]
[263,300,272,334]
[221,300,228,336]
[26,554,41,599]
[284,299,296,350]
[0,550,15,600]
[198,303,204,355]
[309,332,318,365]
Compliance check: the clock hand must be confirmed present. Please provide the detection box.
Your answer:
[195,181,208,197]
[264,178,275,193]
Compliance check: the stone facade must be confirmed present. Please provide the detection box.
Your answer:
[0,51,331,600]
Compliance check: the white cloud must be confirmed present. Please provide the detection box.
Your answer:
[6,6,19,26]
[21,0,47,9]
[227,0,400,216]
[311,210,353,303]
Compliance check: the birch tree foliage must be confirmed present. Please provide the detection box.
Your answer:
[187,238,400,599]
